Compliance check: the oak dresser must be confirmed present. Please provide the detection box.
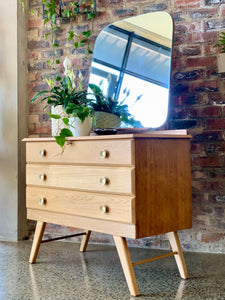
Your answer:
[24,130,192,296]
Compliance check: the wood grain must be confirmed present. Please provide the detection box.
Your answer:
[27,186,135,224]
[134,138,192,238]
[167,231,188,279]
[26,139,134,166]
[80,231,91,252]
[29,221,46,263]
[26,164,135,195]
[114,236,139,296]
[27,209,136,238]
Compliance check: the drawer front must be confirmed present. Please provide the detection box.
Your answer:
[26,164,135,195]
[26,139,134,165]
[27,187,135,224]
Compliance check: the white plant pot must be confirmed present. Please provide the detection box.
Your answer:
[51,105,67,136]
[217,53,225,73]
[69,116,93,137]
[51,105,92,137]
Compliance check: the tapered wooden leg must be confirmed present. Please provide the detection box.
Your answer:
[29,221,46,264]
[80,230,91,252]
[113,236,139,296]
[167,231,188,279]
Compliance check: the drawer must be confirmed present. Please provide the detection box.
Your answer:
[26,139,134,165]
[26,186,135,224]
[26,164,135,195]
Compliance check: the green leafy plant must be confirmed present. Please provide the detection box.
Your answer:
[89,83,143,128]
[31,57,93,149]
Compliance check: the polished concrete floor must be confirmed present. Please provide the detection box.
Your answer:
[0,240,225,300]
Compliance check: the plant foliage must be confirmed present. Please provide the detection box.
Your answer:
[89,83,143,128]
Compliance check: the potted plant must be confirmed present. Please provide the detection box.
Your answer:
[217,31,225,73]
[31,57,93,149]
[89,83,143,128]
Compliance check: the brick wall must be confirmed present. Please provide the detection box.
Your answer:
[28,0,225,253]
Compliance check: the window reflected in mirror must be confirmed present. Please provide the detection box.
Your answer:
[89,11,173,128]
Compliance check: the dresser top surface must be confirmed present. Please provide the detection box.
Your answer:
[23,130,191,142]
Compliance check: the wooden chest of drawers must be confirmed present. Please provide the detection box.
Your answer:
[24,131,192,296]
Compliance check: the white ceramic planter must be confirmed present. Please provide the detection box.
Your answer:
[51,105,92,137]
[69,116,93,137]
[51,105,67,136]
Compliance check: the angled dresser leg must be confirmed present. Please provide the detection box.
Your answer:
[167,231,188,279]
[113,236,139,296]
[80,230,91,252]
[29,221,46,264]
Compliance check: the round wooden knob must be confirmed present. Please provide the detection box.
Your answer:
[100,149,107,159]
[39,149,46,157]
[39,197,45,205]
[99,177,108,185]
[99,205,107,214]
[39,173,46,181]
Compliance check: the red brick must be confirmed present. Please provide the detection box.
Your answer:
[192,156,224,167]
[174,0,200,8]
[188,31,218,43]
[186,56,217,68]
[201,233,225,243]
[28,19,44,29]
[191,143,205,154]
[35,123,51,134]
[189,80,218,93]
[189,106,221,118]
[192,170,207,179]
[206,119,225,130]
[192,180,204,191]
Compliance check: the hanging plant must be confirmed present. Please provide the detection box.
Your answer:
[19,0,96,69]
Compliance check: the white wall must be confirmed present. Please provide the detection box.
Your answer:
[0,0,27,240]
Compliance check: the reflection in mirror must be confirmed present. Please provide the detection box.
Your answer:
[89,12,173,128]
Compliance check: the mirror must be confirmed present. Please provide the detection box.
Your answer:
[88,11,173,128]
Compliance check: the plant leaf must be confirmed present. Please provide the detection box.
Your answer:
[60,128,73,137]
[62,117,69,126]
[54,135,66,148]
[88,13,95,19]
[56,76,61,81]
[82,30,91,38]
[47,112,61,119]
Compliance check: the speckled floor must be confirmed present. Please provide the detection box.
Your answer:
[0,240,225,300]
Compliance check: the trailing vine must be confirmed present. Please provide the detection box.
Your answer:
[19,0,96,71]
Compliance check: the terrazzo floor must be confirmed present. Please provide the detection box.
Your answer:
[0,240,225,300]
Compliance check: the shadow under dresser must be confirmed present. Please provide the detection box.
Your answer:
[23,130,192,296]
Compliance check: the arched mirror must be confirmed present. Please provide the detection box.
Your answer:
[89,11,174,128]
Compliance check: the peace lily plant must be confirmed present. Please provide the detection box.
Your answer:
[31,57,94,149]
